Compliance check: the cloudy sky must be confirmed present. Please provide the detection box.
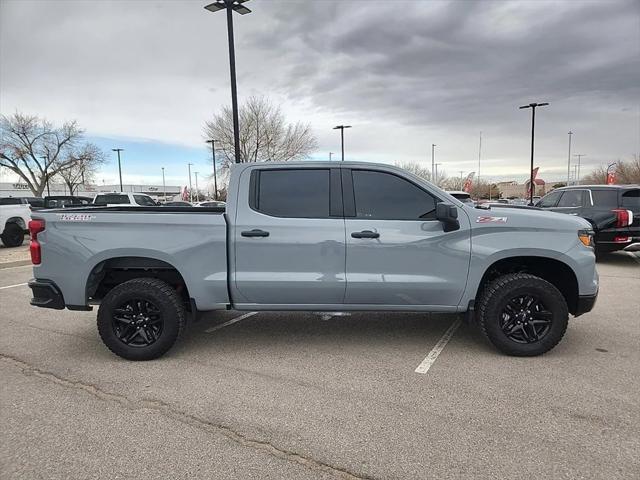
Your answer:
[1,0,639,187]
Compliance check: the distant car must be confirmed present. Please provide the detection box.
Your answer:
[0,203,30,247]
[160,201,193,207]
[43,196,93,209]
[0,196,44,209]
[536,185,640,254]
[446,191,474,204]
[93,192,157,207]
[196,201,226,208]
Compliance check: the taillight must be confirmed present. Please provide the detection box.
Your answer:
[612,209,633,227]
[29,219,45,265]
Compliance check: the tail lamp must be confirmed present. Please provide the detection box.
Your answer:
[29,219,45,265]
[612,209,633,228]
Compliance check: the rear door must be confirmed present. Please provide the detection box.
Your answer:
[233,167,346,306]
[342,168,470,308]
[549,189,588,216]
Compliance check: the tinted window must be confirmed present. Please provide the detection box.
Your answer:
[0,198,22,205]
[622,189,640,208]
[134,195,156,206]
[352,170,437,220]
[94,194,131,205]
[591,190,618,207]
[557,190,584,208]
[537,191,562,207]
[255,169,330,218]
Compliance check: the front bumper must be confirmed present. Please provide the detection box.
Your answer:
[574,292,598,317]
[28,279,65,310]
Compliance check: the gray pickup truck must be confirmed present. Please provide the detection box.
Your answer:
[28,162,598,360]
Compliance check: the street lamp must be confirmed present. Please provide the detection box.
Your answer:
[519,102,549,205]
[194,172,200,202]
[573,154,585,185]
[206,139,219,200]
[434,163,442,186]
[567,131,573,184]
[112,148,124,192]
[431,144,436,182]
[161,167,166,201]
[333,125,351,161]
[188,163,194,203]
[204,0,252,164]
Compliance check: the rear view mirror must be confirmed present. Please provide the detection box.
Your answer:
[436,202,460,232]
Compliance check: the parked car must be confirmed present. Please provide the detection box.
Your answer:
[93,192,157,206]
[28,162,598,360]
[445,191,473,204]
[196,201,226,208]
[0,203,30,247]
[535,185,639,254]
[160,201,193,207]
[0,196,44,209]
[43,196,93,209]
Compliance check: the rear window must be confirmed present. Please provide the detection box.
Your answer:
[94,194,131,205]
[252,169,330,218]
[591,190,619,207]
[133,195,156,206]
[621,189,640,208]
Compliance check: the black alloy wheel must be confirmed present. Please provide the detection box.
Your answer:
[500,294,553,344]
[112,299,163,347]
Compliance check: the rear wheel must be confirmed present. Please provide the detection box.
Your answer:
[1,223,25,247]
[97,278,185,360]
[476,273,568,356]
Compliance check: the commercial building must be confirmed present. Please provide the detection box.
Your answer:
[0,182,181,200]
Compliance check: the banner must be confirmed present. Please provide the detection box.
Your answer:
[606,168,616,185]
[462,172,475,193]
[181,186,190,201]
[526,167,540,197]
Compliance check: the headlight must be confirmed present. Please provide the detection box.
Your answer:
[578,229,595,248]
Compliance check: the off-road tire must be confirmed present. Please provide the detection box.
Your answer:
[97,278,185,360]
[476,273,568,356]
[1,223,25,247]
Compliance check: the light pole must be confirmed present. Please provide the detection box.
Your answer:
[567,131,573,184]
[573,154,585,185]
[40,155,51,196]
[329,152,334,161]
[519,102,549,205]
[188,163,193,203]
[333,125,351,161]
[204,0,252,164]
[431,144,436,183]
[435,163,442,186]
[478,131,482,182]
[206,139,219,200]
[112,148,124,192]
[195,172,200,202]
[161,167,166,201]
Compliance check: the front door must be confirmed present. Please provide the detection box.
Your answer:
[343,168,471,308]
[233,167,346,306]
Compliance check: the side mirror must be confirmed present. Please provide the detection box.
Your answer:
[436,202,460,232]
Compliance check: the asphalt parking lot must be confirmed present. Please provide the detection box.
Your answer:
[1,252,639,479]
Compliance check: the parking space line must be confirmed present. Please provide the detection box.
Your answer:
[626,252,640,265]
[0,282,28,291]
[414,318,462,374]
[205,311,258,333]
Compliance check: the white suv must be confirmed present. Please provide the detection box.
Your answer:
[93,192,157,207]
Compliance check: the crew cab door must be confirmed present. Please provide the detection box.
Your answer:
[549,189,589,217]
[233,167,346,306]
[342,168,471,308]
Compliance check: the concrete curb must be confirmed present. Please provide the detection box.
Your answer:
[0,260,32,269]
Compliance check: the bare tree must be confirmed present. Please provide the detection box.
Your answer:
[204,96,317,166]
[56,143,106,195]
[582,157,640,185]
[395,162,432,182]
[581,165,608,185]
[0,112,84,196]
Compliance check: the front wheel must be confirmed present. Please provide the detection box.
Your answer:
[97,278,185,360]
[476,273,568,356]
[1,223,25,247]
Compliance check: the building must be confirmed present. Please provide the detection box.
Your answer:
[0,182,181,200]
[497,179,546,199]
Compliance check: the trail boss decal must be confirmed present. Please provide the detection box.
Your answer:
[476,216,508,224]
[57,213,96,222]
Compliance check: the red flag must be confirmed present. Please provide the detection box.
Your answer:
[462,172,475,193]
[606,169,616,185]
[527,167,540,197]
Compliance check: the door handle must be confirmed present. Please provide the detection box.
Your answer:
[351,230,380,239]
[241,229,270,238]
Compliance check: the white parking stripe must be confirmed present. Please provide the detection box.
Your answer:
[205,311,258,333]
[0,282,28,291]
[414,318,462,374]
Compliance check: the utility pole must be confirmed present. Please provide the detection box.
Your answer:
[195,172,199,202]
[206,139,219,200]
[188,163,193,203]
[573,154,585,185]
[333,125,351,161]
[567,131,573,184]
[161,167,166,201]
[431,144,436,182]
[519,102,549,205]
[205,0,252,164]
[112,148,124,192]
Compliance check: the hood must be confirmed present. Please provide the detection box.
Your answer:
[463,204,592,233]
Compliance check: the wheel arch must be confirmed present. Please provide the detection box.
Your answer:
[4,216,27,231]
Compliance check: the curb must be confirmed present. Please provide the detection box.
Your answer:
[0,259,32,269]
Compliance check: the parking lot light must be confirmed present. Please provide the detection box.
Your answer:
[519,102,549,205]
[112,148,124,192]
[333,125,351,161]
[206,139,219,200]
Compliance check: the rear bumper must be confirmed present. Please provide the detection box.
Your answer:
[574,292,598,317]
[28,279,65,310]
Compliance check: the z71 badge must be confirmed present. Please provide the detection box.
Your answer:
[476,216,508,223]
[57,213,96,222]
